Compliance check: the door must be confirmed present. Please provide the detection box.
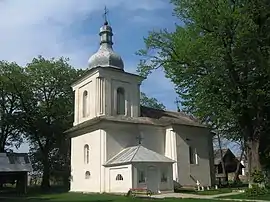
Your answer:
[147,166,159,193]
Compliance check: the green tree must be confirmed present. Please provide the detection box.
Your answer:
[0,61,23,152]
[137,0,270,183]
[140,92,166,110]
[10,56,81,190]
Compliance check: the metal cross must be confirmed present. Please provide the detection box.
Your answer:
[103,6,109,23]
[136,134,144,145]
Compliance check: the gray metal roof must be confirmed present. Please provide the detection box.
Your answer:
[66,106,207,135]
[104,145,174,166]
[88,21,124,70]
[140,106,204,127]
[0,153,32,172]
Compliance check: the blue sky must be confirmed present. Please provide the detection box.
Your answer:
[0,0,180,152]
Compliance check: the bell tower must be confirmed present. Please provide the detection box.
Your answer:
[72,11,143,126]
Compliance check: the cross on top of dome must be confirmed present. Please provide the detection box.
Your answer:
[87,7,124,70]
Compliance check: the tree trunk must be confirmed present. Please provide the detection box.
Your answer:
[233,147,244,182]
[0,134,6,152]
[41,155,50,191]
[246,138,261,187]
[217,133,227,184]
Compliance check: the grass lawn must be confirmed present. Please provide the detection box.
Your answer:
[0,192,241,202]
[219,192,270,201]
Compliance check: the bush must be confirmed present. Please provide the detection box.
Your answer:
[251,170,265,184]
[245,185,269,197]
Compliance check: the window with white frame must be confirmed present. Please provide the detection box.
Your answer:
[189,146,198,164]
[116,87,125,115]
[84,144,90,164]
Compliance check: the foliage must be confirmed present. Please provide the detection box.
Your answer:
[251,170,265,184]
[137,0,270,180]
[245,184,269,197]
[7,56,82,190]
[140,92,166,110]
[260,130,270,171]
[0,61,24,152]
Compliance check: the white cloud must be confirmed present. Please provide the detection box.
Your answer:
[0,0,167,65]
[0,0,177,106]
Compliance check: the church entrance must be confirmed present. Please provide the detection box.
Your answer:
[147,166,158,193]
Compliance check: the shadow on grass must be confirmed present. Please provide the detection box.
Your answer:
[1,198,116,202]
[0,185,69,199]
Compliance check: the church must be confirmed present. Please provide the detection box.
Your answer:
[66,18,215,194]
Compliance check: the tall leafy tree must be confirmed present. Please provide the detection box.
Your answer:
[9,56,82,190]
[140,92,166,110]
[137,0,270,183]
[0,61,23,152]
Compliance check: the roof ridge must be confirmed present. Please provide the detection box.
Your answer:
[105,147,129,164]
[132,145,174,162]
[130,145,141,162]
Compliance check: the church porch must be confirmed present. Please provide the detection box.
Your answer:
[132,162,174,194]
[103,145,175,194]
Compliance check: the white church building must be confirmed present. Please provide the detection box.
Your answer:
[66,19,215,194]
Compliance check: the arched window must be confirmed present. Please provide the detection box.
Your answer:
[85,171,90,179]
[116,87,125,115]
[116,174,123,181]
[82,90,88,117]
[84,144,89,164]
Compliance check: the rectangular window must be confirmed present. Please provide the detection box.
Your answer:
[138,170,145,183]
[161,170,167,182]
[189,146,198,164]
[116,88,125,115]
[24,156,30,164]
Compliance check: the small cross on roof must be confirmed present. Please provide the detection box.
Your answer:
[136,134,144,145]
[103,6,109,24]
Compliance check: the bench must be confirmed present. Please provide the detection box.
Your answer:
[127,188,152,197]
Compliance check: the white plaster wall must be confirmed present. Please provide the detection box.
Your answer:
[132,163,173,192]
[99,68,141,117]
[174,125,214,187]
[72,68,142,127]
[72,70,99,126]
[105,124,165,161]
[70,129,106,193]
[159,164,174,191]
[104,164,132,193]
[165,127,178,182]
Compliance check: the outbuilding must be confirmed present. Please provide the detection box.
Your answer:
[0,153,32,194]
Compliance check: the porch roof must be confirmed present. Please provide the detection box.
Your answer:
[104,145,175,167]
[0,153,32,172]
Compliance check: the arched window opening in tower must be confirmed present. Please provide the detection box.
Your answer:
[82,90,88,117]
[84,144,90,164]
[116,87,125,115]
